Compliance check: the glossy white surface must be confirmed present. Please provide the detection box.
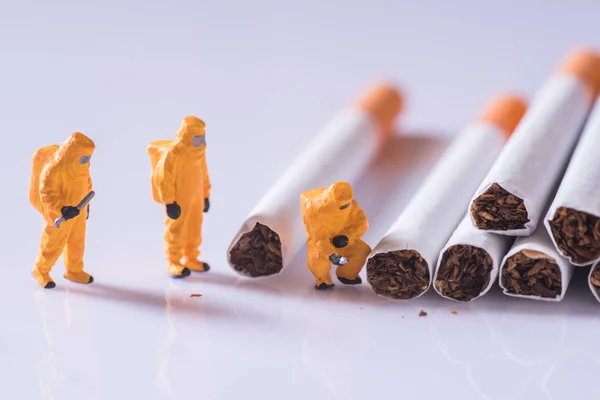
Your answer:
[1,1,600,399]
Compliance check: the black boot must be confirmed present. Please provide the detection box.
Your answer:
[338,276,362,285]
[315,282,335,290]
[171,267,191,279]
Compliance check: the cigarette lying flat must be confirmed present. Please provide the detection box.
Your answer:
[589,263,600,302]
[366,94,527,300]
[227,84,403,277]
[499,222,574,301]
[433,213,515,302]
[545,99,600,266]
[470,49,600,235]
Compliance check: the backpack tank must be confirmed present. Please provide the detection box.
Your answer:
[147,140,174,203]
[29,145,59,214]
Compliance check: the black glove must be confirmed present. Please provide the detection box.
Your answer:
[204,198,210,213]
[61,206,80,220]
[87,205,90,220]
[329,254,344,266]
[166,202,181,220]
[332,235,349,248]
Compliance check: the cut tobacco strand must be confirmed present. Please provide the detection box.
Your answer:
[548,207,600,266]
[434,244,493,302]
[470,183,529,230]
[228,222,283,277]
[501,249,561,299]
[366,250,430,300]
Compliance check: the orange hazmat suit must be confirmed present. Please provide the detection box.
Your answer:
[149,116,211,278]
[29,132,95,288]
[300,182,371,289]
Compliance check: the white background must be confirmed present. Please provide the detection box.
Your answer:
[1,1,599,399]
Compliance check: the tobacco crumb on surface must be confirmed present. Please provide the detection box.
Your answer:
[189,293,203,298]
[419,310,427,317]
[450,310,458,315]
[548,207,600,265]
[501,249,561,298]
[366,249,430,300]
[434,244,493,302]
[471,183,529,230]
[590,264,600,288]
[229,222,283,277]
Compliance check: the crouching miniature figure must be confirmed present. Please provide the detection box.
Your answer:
[300,181,371,290]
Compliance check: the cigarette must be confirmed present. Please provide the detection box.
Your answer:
[366,94,527,300]
[589,262,600,302]
[470,48,600,235]
[499,222,574,301]
[545,100,600,266]
[227,83,403,277]
[433,213,514,302]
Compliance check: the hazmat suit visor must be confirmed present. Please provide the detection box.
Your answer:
[340,202,351,210]
[192,135,206,147]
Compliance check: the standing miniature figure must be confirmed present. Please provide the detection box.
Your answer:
[29,132,96,289]
[148,116,211,278]
[300,181,371,290]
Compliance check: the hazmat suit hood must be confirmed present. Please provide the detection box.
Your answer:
[317,182,354,232]
[176,116,206,148]
[55,132,95,181]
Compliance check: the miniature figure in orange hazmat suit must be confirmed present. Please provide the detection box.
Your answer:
[149,116,211,278]
[300,182,371,290]
[29,132,96,289]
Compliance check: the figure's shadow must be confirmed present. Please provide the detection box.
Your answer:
[53,281,266,321]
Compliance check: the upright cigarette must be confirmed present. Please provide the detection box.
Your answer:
[589,262,600,302]
[366,94,527,300]
[499,222,574,301]
[433,213,514,302]
[470,48,600,235]
[545,99,600,266]
[227,83,403,277]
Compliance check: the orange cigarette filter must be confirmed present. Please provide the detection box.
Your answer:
[476,94,528,140]
[557,48,600,102]
[355,83,404,137]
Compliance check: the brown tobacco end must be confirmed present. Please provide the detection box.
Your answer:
[366,249,430,300]
[189,293,203,298]
[434,244,493,302]
[471,183,529,230]
[501,249,561,298]
[590,264,600,288]
[419,310,428,317]
[229,223,283,277]
[548,206,600,265]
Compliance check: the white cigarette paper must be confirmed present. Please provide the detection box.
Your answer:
[433,213,514,302]
[367,95,527,300]
[544,99,600,266]
[588,263,600,302]
[227,84,402,277]
[499,222,575,302]
[470,49,600,236]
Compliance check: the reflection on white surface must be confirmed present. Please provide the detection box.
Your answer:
[1,132,599,399]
